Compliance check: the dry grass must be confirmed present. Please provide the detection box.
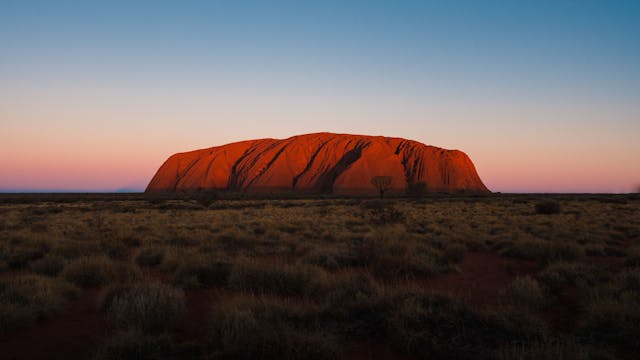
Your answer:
[93,330,177,360]
[538,261,609,293]
[496,337,611,360]
[61,256,142,287]
[578,269,640,351]
[29,254,67,276]
[386,292,547,359]
[501,276,546,309]
[0,193,637,358]
[169,254,232,288]
[228,259,328,297]
[209,294,339,359]
[104,282,185,332]
[0,275,79,332]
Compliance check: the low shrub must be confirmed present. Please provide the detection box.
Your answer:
[0,237,50,269]
[501,276,546,309]
[485,307,548,342]
[104,282,185,332]
[578,269,640,351]
[94,330,176,360]
[210,295,338,359]
[359,199,392,210]
[579,295,640,351]
[534,201,561,215]
[122,236,143,247]
[538,262,609,294]
[368,205,405,225]
[51,239,102,259]
[192,191,219,208]
[61,256,142,287]
[228,260,327,297]
[357,231,441,279]
[0,275,79,332]
[170,255,232,288]
[29,254,66,276]
[135,247,165,267]
[615,269,640,298]
[316,273,391,337]
[496,337,612,360]
[300,247,358,270]
[100,240,129,261]
[387,293,497,359]
[623,247,640,268]
[441,242,467,263]
[500,238,583,264]
[158,247,190,273]
[388,292,548,359]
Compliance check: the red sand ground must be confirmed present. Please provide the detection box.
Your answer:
[0,289,109,360]
[417,252,540,307]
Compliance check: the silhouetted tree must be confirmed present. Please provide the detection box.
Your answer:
[371,176,393,199]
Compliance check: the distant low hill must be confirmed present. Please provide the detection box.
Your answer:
[146,132,489,194]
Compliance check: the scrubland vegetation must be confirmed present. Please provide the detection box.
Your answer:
[0,193,638,359]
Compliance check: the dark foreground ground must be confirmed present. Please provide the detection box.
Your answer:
[0,193,638,359]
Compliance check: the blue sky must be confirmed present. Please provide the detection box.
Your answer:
[1,0,639,192]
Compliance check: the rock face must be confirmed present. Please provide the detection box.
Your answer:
[146,133,490,194]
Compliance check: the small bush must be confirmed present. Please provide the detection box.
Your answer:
[51,239,101,260]
[615,269,640,298]
[387,293,548,359]
[228,260,327,297]
[501,276,546,309]
[442,242,467,263]
[0,275,79,332]
[357,231,441,279]
[623,247,640,268]
[579,296,640,351]
[368,205,405,225]
[100,241,129,261]
[496,337,612,360]
[94,330,176,360]
[578,269,640,351]
[170,255,232,288]
[387,293,497,359]
[122,236,142,247]
[135,247,165,267]
[485,307,548,342]
[359,199,391,210]
[0,237,50,269]
[105,282,185,332]
[192,191,219,208]
[534,201,561,215]
[538,262,609,294]
[500,238,583,264]
[316,273,391,337]
[301,247,358,270]
[62,256,142,287]
[29,254,66,276]
[210,295,338,360]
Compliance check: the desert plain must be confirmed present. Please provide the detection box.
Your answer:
[0,192,638,359]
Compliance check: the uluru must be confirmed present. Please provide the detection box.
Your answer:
[146,133,490,194]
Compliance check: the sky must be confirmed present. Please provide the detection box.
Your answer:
[1,0,639,193]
